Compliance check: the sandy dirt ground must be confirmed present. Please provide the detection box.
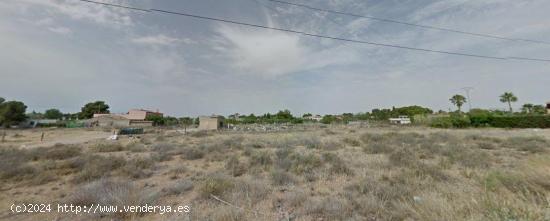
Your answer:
[0,128,112,148]
[1,126,550,149]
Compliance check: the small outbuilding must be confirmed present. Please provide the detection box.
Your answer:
[389,116,412,125]
[199,115,225,130]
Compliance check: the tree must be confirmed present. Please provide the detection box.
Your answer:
[521,104,534,114]
[499,92,518,113]
[394,106,433,116]
[180,117,193,134]
[320,115,336,124]
[450,95,467,112]
[44,109,63,120]
[302,113,312,118]
[180,117,193,126]
[370,109,393,120]
[533,105,546,115]
[79,101,109,119]
[27,111,44,119]
[146,115,165,126]
[0,101,27,127]
[163,116,179,126]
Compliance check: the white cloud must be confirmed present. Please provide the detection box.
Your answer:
[132,34,195,46]
[11,0,134,26]
[48,26,72,35]
[214,25,308,77]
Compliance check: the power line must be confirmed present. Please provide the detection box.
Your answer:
[265,0,550,45]
[78,0,550,62]
[150,8,506,60]
[79,0,151,12]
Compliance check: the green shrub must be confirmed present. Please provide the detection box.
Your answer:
[468,109,493,127]
[450,114,471,128]
[489,115,550,128]
[430,115,471,128]
[430,117,453,128]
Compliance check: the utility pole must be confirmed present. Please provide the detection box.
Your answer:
[462,87,474,112]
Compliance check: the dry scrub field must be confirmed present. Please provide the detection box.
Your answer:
[1,126,549,221]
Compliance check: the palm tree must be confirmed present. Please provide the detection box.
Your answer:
[500,92,518,113]
[450,94,467,112]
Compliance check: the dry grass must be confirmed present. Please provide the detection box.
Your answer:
[1,126,549,220]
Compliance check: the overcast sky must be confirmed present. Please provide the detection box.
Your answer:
[1,0,549,116]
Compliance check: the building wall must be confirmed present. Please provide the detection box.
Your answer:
[199,117,223,130]
[129,120,154,127]
[127,110,163,120]
[96,119,131,127]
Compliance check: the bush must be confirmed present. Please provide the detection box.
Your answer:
[151,143,176,152]
[468,109,492,127]
[450,114,471,128]
[274,148,293,171]
[430,117,453,128]
[37,144,81,160]
[70,179,159,218]
[163,180,194,196]
[181,148,205,160]
[504,137,548,153]
[490,115,550,128]
[323,153,354,176]
[430,114,471,128]
[320,139,344,150]
[230,178,269,205]
[127,143,148,152]
[303,196,351,220]
[290,153,322,174]
[225,155,247,177]
[199,174,234,198]
[342,137,361,147]
[388,148,417,167]
[249,151,273,168]
[121,157,155,179]
[363,143,393,154]
[270,170,296,186]
[72,155,126,183]
[447,149,491,168]
[300,136,322,149]
[211,207,245,221]
[90,143,126,152]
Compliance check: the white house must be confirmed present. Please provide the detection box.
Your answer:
[389,116,412,125]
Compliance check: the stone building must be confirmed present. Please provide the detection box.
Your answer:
[198,115,225,130]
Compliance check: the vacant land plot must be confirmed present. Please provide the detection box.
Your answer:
[1,126,549,221]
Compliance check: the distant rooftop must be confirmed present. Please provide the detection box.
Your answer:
[130,109,161,113]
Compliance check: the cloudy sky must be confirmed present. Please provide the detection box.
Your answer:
[1,0,549,116]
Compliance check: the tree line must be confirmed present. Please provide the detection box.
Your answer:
[449,92,545,114]
[1,92,547,128]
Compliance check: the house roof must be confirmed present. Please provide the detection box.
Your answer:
[130,109,161,113]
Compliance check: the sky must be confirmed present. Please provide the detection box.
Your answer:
[0,0,549,117]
